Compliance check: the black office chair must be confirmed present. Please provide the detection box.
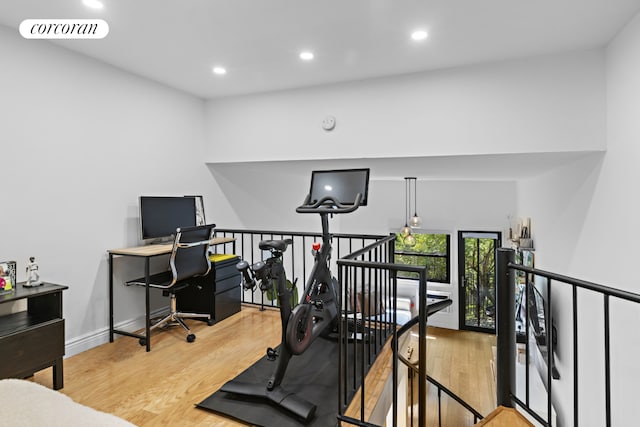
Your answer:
[131,224,216,343]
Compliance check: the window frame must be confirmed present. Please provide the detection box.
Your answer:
[393,231,451,284]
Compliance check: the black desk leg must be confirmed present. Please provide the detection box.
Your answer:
[109,253,114,343]
[53,357,64,390]
[145,258,151,352]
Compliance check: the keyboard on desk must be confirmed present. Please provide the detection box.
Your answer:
[126,270,174,288]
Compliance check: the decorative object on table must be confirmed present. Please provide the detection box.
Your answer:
[519,219,534,248]
[509,216,534,249]
[0,261,16,294]
[24,256,42,287]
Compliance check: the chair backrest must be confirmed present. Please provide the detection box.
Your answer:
[168,224,216,285]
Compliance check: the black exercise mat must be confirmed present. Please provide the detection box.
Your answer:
[197,336,361,427]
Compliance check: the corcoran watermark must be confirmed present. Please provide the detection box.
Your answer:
[20,19,109,39]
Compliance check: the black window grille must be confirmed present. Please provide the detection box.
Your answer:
[394,232,451,283]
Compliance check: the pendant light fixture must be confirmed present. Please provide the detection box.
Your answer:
[409,177,422,228]
[400,177,412,237]
[400,177,416,247]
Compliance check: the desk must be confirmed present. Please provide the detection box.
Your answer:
[0,282,67,389]
[108,237,235,351]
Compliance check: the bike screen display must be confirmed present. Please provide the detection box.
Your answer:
[309,168,369,206]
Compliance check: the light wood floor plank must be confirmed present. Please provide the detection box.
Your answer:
[35,306,281,426]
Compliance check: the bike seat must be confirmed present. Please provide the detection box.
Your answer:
[259,239,292,252]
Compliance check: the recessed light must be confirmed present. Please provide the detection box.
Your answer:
[299,51,314,61]
[83,0,104,9]
[212,67,227,75]
[411,30,428,41]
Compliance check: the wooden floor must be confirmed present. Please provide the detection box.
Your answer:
[35,306,281,427]
[31,306,495,427]
[344,325,496,426]
[414,327,497,426]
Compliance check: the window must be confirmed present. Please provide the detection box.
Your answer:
[394,232,451,283]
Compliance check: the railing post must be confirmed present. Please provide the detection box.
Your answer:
[418,269,427,427]
[496,248,516,408]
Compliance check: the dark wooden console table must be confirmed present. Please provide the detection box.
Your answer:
[0,282,67,389]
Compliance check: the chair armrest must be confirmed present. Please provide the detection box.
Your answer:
[176,240,210,249]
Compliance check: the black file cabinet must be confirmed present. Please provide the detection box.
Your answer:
[177,255,241,323]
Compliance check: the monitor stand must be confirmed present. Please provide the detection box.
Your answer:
[146,236,174,245]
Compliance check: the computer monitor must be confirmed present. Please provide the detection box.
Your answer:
[139,196,197,241]
[308,168,370,206]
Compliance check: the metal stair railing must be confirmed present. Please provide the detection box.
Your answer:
[496,248,640,427]
[214,228,385,308]
[337,235,478,427]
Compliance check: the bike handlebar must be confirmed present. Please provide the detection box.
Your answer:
[295,193,363,214]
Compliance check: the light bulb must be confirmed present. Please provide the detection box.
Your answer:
[401,225,412,237]
[410,214,422,229]
[405,234,416,247]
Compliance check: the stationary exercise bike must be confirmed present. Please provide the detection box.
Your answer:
[220,168,369,422]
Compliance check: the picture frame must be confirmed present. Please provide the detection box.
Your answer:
[0,260,17,293]
[185,195,206,226]
[522,249,535,284]
[515,249,534,285]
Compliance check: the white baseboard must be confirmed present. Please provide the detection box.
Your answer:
[64,308,168,357]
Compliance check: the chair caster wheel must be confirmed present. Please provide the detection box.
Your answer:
[207,319,215,326]
[266,347,278,361]
[139,338,146,346]
[187,334,196,343]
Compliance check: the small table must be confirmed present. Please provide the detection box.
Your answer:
[108,237,235,351]
[0,282,67,389]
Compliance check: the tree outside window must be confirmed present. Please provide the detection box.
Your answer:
[394,233,450,283]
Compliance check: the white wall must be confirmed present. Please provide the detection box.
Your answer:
[208,160,516,231]
[517,10,640,427]
[204,50,605,163]
[0,24,221,355]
